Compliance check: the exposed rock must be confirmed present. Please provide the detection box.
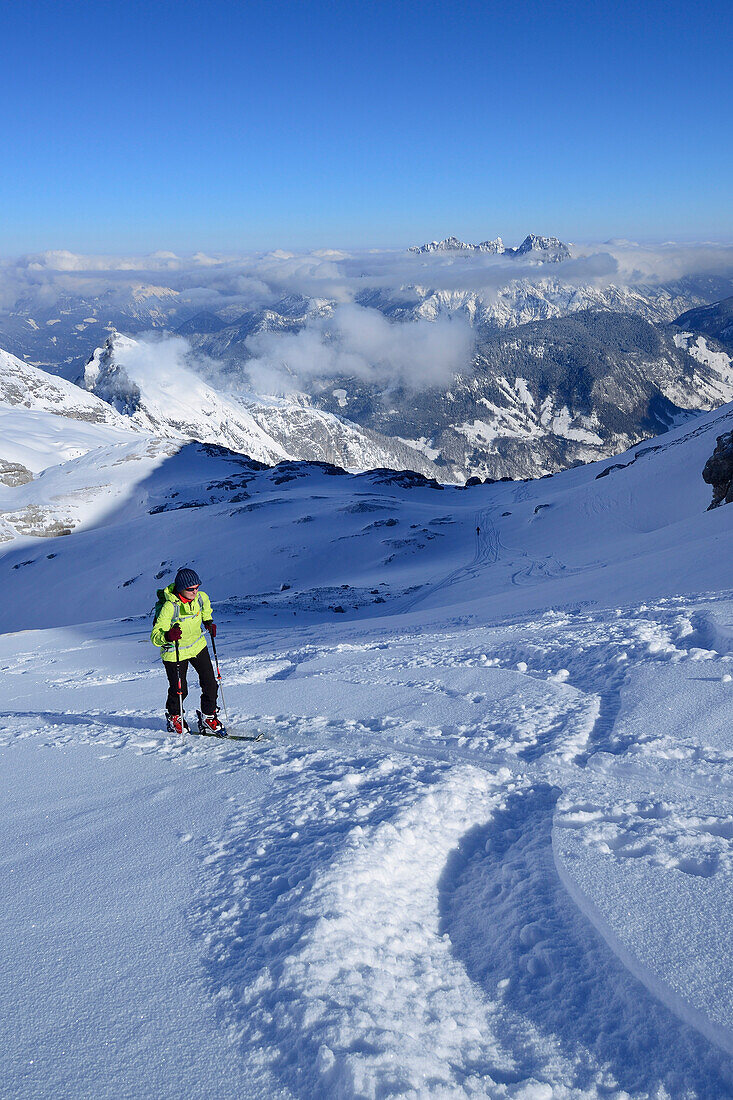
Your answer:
[0,460,33,487]
[702,430,733,508]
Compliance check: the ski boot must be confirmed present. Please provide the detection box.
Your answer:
[166,712,190,735]
[197,710,227,737]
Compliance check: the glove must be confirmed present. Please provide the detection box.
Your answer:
[204,621,217,637]
[165,624,183,642]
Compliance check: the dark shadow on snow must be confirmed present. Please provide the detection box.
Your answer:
[0,710,162,733]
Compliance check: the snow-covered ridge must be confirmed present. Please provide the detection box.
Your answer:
[0,346,138,429]
[81,333,290,465]
[3,395,733,626]
[409,235,506,255]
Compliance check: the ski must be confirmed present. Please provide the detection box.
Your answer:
[189,728,266,743]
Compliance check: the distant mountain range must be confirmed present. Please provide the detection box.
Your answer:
[5,239,733,378]
[178,303,733,480]
[408,234,572,261]
[3,242,733,484]
[3,298,732,490]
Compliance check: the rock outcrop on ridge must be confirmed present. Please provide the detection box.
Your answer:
[703,429,733,508]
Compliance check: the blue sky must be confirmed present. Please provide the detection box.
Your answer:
[1,0,731,252]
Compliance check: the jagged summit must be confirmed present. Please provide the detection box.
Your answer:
[409,233,570,261]
[408,236,505,255]
[512,234,571,261]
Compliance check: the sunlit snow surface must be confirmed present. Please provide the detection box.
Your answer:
[2,402,733,1098]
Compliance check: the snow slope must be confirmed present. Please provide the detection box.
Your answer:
[2,397,733,1098]
[1,398,731,628]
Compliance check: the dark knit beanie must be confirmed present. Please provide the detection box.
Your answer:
[173,567,201,592]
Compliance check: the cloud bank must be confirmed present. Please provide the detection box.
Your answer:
[244,304,475,394]
[2,238,733,317]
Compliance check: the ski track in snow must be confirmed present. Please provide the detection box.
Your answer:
[3,594,733,1097]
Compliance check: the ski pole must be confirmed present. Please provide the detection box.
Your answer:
[175,639,185,738]
[209,633,231,730]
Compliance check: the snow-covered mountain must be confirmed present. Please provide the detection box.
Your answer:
[7,298,733,493]
[2,392,732,629]
[4,248,733,491]
[0,345,136,428]
[5,243,731,378]
[172,301,733,482]
[408,235,507,255]
[75,308,733,485]
[363,278,712,330]
[78,333,451,478]
[0,346,144,489]
[307,311,733,480]
[80,334,291,465]
[0,332,454,535]
[512,233,572,261]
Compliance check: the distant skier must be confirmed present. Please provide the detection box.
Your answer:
[150,567,224,735]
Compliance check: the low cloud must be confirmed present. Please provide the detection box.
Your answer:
[243,304,475,394]
[2,239,733,317]
[87,315,473,402]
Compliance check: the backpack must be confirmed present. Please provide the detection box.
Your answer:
[151,590,203,630]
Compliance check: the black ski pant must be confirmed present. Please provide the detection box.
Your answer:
[165,646,218,717]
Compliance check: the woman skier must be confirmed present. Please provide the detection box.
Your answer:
[150,567,224,735]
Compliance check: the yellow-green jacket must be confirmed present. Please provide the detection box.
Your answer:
[151,584,213,662]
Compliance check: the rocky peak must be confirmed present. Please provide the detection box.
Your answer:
[81,333,142,416]
[511,235,572,262]
[476,237,505,254]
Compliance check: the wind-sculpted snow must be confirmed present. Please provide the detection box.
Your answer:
[444,784,733,1098]
[3,597,733,1097]
[196,761,512,1097]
